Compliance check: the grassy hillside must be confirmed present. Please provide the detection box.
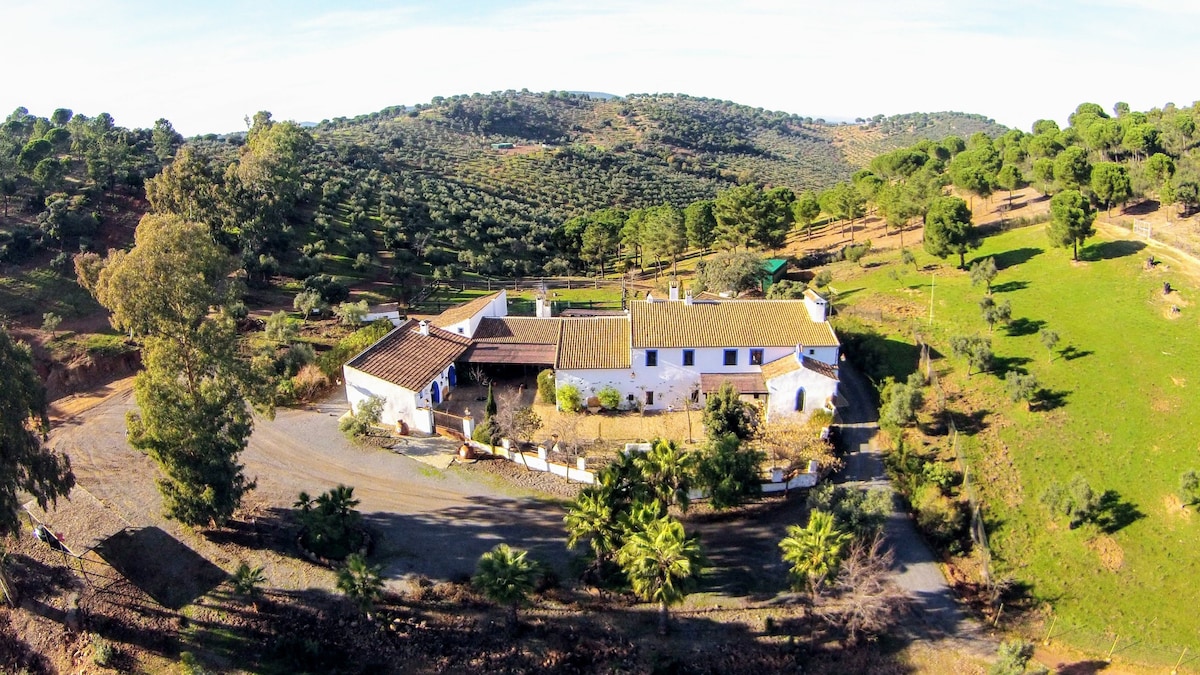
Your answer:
[830,223,1200,657]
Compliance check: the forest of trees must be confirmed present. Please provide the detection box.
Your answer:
[0,106,182,265]
[5,92,1198,318]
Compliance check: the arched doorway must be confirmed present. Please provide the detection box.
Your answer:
[448,365,457,386]
[431,381,441,405]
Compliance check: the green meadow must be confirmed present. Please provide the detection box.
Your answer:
[832,224,1200,651]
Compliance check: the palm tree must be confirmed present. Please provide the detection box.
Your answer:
[318,484,360,521]
[779,509,853,592]
[599,451,649,508]
[636,439,697,511]
[617,515,705,635]
[565,486,622,565]
[473,543,538,632]
[231,562,266,611]
[337,553,384,620]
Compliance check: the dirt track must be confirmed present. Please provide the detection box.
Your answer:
[47,388,570,589]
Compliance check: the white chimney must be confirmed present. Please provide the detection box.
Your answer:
[645,291,655,303]
[684,290,694,306]
[535,295,552,318]
[668,283,680,302]
[803,289,828,322]
[418,320,429,336]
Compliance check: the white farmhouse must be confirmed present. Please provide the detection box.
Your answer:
[342,319,470,433]
[343,285,841,433]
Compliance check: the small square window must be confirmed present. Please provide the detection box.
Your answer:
[682,349,694,367]
[750,349,764,365]
[646,350,658,367]
[645,391,654,405]
[808,348,815,355]
[723,349,738,366]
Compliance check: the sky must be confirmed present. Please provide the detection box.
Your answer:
[4,0,1199,136]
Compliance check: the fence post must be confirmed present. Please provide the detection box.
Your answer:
[1043,614,1057,646]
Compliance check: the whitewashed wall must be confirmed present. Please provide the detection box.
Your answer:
[343,364,456,434]
[343,367,420,429]
[798,345,839,365]
[765,362,839,423]
[440,289,508,338]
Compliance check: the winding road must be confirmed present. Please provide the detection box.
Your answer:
[834,361,994,652]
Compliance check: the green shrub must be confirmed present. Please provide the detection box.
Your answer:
[179,651,213,675]
[295,485,364,560]
[557,384,582,413]
[537,369,557,404]
[472,417,500,446]
[340,396,383,439]
[1179,469,1200,507]
[317,320,393,377]
[695,433,764,510]
[91,634,114,666]
[922,461,958,494]
[596,385,621,410]
[914,484,966,551]
[842,240,872,264]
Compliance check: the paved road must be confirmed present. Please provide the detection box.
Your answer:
[834,362,993,652]
[48,388,569,585]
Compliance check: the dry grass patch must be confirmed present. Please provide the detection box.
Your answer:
[1085,535,1125,572]
[1162,494,1192,522]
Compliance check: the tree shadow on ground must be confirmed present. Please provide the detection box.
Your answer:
[687,496,806,601]
[1092,491,1144,534]
[831,287,863,302]
[1060,346,1093,361]
[990,280,1028,294]
[0,612,53,675]
[359,495,571,582]
[186,575,919,675]
[1034,388,1070,411]
[1053,659,1111,675]
[990,355,1031,377]
[991,247,1042,270]
[945,409,989,436]
[1086,239,1146,261]
[1005,317,1044,337]
[94,527,228,610]
[1123,199,1159,216]
[203,507,299,559]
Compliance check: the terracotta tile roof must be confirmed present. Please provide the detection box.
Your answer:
[761,354,802,380]
[472,317,562,344]
[801,356,839,381]
[463,342,558,364]
[346,320,470,391]
[699,373,768,395]
[430,292,502,328]
[630,300,839,348]
[556,317,631,370]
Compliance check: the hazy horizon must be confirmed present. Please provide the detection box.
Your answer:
[5,0,1198,136]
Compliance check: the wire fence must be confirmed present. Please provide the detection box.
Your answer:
[918,341,1200,672]
[917,340,993,590]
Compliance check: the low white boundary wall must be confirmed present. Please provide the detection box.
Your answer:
[466,441,819,495]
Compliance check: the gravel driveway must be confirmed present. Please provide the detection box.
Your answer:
[834,362,994,654]
[48,388,570,586]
